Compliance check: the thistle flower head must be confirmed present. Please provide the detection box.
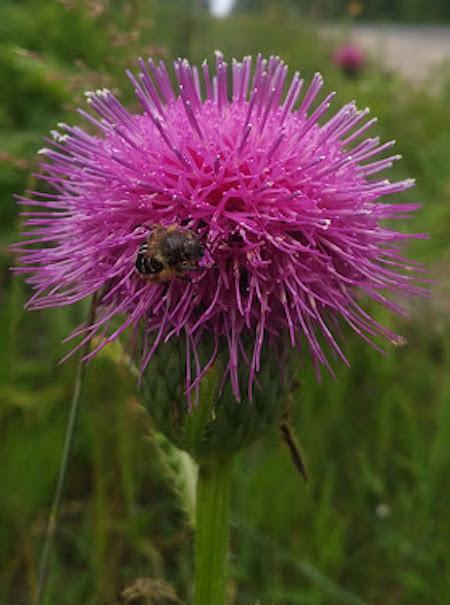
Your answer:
[16,53,425,403]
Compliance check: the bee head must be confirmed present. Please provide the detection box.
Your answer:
[163,228,205,266]
[181,236,204,261]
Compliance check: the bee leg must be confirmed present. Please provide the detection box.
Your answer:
[175,267,205,282]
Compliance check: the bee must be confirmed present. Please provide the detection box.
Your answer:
[135,224,205,282]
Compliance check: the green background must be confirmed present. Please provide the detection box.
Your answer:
[1,1,450,604]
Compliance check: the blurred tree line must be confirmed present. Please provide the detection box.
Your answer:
[232,0,450,21]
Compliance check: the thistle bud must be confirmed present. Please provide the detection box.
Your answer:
[142,339,292,461]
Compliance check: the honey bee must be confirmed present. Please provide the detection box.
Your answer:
[135,224,205,282]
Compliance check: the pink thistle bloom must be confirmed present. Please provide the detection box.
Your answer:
[333,43,365,76]
[15,53,426,401]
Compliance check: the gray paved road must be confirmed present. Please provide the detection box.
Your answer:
[327,24,450,82]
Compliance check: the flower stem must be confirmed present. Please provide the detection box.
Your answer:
[194,457,232,605]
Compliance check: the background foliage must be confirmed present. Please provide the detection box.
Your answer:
[233,0,450,21]
[1,1,450,604]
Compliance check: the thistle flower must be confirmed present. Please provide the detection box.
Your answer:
[333,43,365,77]
[16,53,425,407]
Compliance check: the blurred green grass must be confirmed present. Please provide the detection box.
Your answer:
[1,1,450,604]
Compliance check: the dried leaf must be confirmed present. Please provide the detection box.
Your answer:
[121,578,183,605]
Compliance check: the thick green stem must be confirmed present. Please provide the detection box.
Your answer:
[194,457,232,605]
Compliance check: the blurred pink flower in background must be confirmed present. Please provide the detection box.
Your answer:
[333,42,365,77]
